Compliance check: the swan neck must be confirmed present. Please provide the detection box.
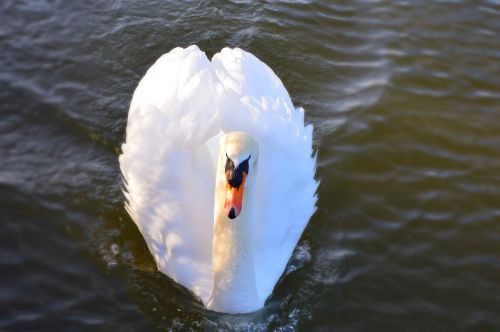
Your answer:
[208,168,261,313]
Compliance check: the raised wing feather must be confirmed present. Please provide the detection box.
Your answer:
[120,46,219,303]
[212,49,318,302]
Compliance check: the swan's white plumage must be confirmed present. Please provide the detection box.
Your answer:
[119,45,317,309]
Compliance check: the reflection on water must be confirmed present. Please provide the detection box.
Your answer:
[1,0,500,330]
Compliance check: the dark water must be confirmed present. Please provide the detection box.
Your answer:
[1,0,500,330]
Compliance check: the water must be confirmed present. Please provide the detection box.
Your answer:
[1,0,500,330]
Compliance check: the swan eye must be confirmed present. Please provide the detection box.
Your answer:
[225,153,235,173]
[238,155,250,175]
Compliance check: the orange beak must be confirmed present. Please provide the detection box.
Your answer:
[224,173,247,219]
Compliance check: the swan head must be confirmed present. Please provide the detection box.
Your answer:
[220,131,258,220]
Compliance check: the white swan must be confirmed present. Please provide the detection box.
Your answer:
[119,46,318,313]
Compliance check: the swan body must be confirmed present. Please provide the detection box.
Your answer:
[119,46,317,313]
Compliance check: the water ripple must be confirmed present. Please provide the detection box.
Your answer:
[1,0,500,330]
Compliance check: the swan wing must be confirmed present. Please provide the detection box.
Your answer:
[212,48,318,302]
[119,46,220,304]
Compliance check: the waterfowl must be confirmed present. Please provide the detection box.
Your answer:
[119,45,317,313]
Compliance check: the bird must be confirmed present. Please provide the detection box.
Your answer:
[119,45,318,314]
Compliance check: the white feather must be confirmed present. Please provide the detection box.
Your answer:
[119,45,318,308]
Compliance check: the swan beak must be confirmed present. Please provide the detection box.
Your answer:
[224,173,247,219]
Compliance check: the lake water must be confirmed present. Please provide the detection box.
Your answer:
[1,0,500,330]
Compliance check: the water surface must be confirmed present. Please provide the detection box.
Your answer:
[1,0,500,330]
